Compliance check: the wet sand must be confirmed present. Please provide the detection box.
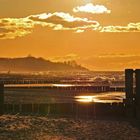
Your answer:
[0,115,140,140]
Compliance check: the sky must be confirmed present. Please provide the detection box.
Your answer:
[0,0,140,71]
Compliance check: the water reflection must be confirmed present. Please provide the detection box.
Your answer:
[52,84,74,87]
[75,92,125,103]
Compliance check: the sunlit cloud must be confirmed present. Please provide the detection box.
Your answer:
[0,11,140,39]
[75,29,85,33]
[100,23,140,32]
[73,3,111,14]
[0,18,34,39]
[0,12,100,39]
[28,12,100,32]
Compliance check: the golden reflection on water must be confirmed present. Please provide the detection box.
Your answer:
[52,84,73,87]
[75,92,125,103]
[75,96,96,103]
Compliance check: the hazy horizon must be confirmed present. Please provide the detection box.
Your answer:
[0,0,140,71]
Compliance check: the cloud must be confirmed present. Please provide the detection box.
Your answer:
[0,12,100,39]
[28,12,99,31]
[0,18,34,39]
[73,3,111,14]
[100,23,140,32]
[0,11,140,39]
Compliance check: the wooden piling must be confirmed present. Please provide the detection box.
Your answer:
[0,84,4,115]
[125,69,135,118]
[135,69,140,119]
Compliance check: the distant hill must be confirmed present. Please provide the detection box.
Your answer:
[0,56,88,72]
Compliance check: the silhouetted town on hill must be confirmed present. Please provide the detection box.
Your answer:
[0,56,88,72]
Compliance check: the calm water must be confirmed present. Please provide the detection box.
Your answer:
[75,92,125,103]
[5,89,125,104]
[5,83,125,103]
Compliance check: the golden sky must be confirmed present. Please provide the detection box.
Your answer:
[0,0,140,70]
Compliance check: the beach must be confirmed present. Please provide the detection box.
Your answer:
[0,115,140,140]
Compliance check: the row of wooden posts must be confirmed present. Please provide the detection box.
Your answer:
[0,83,125,118]
[0,68,140,119]
[3,103,125,118]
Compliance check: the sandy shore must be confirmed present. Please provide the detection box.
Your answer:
[0,115,140,140]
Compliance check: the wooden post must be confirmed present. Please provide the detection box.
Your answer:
[0,84,4,115]
[135,69,140,119]
[125,69,135,118]
[125,69,134,99]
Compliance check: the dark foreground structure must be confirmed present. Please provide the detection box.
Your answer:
[124,69,140,119]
